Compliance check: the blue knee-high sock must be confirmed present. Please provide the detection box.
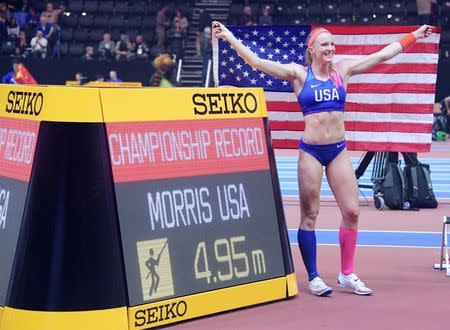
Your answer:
[297,229,319,281]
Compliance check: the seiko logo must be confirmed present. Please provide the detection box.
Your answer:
[193,92,258,115]
[5,91,44,116]
[134,300,187,326]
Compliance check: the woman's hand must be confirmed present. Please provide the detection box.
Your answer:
[212,21,232,41]
[413,25,433,40]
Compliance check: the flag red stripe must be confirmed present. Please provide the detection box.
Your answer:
[266,101,433,114]
[346,83,436,94]
[271,139,299,149]
[320,25,441,35]
[270,121,431,133]
[269,121,305,131]
[271,139,431,152]
[365,63,438,74]
[345,102,434,114]
[336,43,439,54]
[347,141,431,152]
[266,101,301,112]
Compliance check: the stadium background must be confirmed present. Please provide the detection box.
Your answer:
[0,0,449,100]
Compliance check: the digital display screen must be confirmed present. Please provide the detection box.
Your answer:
[107,118,286,306]
[0,117,39,306]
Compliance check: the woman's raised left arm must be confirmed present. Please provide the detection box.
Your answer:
[338,25,433,78]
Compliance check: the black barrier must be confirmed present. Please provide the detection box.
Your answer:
[7,123,127,310]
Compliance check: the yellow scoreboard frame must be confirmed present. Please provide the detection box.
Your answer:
[0,84,297,330]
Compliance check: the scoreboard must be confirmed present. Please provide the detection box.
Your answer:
[0,85,296,330]
[102,88,297,329]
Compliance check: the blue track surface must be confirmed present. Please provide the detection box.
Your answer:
[276,157,450,199]
[288,229,443,248]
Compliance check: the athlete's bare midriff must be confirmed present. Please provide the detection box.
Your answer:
[302,111,345,144]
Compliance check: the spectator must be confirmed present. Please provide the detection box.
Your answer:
[14,30,29,57]
[442,96,450,134]
[0,2,12,21]
[196,6,212,57]
[95,74,104,82]
[416,0,436,24]
[133,34,149,60]
[197,6,212,34]
[30,30,48,58]
[25,6,40,32]
[75,72,87,85]
[199,26,212,85]
[149,53,175,87]
[167,20,187,60]
[7,17,20,40]
[259,7,273,26]
[239,5,256,26]
[98,33,115,60]
[115,34,133,61]
[13,0,30,28]
[1,58,20,84]
[0,2,11,41]
[35,14,54,40]
[173,10,188,34]
[107,70,123,82]
[156,5,171,47]
[81,45,95,60]
[42,2,63,24]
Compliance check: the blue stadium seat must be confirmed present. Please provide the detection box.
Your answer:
[83,1,99,14]
[337,16,353,24]
[78,14,94,28]
[142,17,157,30]
[109,16,125,29]
[339,2,354,17]
[59,42,69,56]
[126,16,142,30]
[290,3,307,18]
[389,16,407,25]
[73,29,90,43]
[98,1,115,15]
[115,2,130,16]
[323,16,337,24]
[290,17,306,26]
[60,27,74,42]
[390,1,406,16]
[373,2,389,16]
[323,1,338,17]
[358,2,374,17]
[130,2,149,16]
[91,15,109,29]
[308,2,323,18]
[60,13,79,28]
[406,0,417,16]
[89,29,104,43]
[68,0,84,13]
[69,43,85,57]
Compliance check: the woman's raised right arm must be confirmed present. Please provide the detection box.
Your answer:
[212,21,300,81]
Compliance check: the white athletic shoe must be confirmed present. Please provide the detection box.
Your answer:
[308,277,333,297]
[337,273,372,295]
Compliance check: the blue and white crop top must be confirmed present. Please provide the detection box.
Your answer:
[297,67,346,116]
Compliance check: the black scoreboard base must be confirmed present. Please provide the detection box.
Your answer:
[0,274,296,329]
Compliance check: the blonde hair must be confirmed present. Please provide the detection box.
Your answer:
[305,29,343,88]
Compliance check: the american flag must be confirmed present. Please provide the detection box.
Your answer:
[213,25,441,152]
